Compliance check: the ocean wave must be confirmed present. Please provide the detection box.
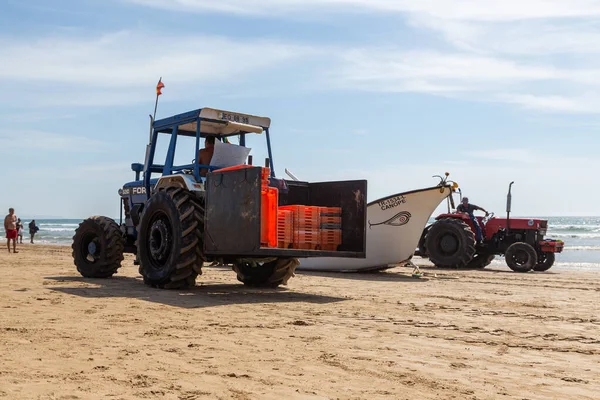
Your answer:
[489,259,600,270]
[40,224,79,228]
[564,246,600,251]
[546,233,600,239]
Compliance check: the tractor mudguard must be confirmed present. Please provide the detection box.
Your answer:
[155,174,204,192]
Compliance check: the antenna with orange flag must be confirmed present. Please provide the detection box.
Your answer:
[144,77,165,196]
[153,77,164,121]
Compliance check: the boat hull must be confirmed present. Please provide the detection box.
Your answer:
[297,185,452,272]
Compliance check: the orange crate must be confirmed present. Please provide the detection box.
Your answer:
[277,210,293,247]
[320,215,341,225]
[280,205,320,219]
[294,216,319,229]
[320,229,342,251]
[280,205,320,229]
[260,187,278,247]
[319,207,341,216]
[292,229,320,250]
[293,229,320,243]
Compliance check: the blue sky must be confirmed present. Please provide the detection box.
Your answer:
[1,0,599,218]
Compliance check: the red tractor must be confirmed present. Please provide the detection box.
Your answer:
[417,182,564,272]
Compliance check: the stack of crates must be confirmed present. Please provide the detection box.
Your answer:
[279,205,320,250]
[319,207,342,251]
[277,209,293,248]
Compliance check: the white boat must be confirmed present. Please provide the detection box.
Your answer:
[296,183,454,272]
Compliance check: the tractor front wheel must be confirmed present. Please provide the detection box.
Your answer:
[424,218,476,268]
[232,258,299,288]
[137,188,204,289]
[505,242,537,273]
[533,252,555,272]
[72,216,125,278]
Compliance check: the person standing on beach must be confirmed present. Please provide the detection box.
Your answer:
[456,197,488,243]
[16,218,24,244]
[4,208,18,253]
[29,219,38,244]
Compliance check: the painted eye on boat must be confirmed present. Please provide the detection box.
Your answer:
[368,211,412,228]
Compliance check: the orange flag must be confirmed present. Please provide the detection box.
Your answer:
[156,78,165,96]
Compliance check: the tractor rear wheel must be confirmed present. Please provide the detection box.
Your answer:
[467,253,495,269]
[232,258,299,288]
[72,216,125,278]
[137,187,204,289]
[424,218,476,268]
[505,242,537,273]
[533,252,555,272]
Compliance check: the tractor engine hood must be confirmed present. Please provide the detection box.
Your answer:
[486,217,548,233]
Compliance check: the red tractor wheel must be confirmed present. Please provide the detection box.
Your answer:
[505,242,537,273]
[424,218,476,268]
[533,252,555,272]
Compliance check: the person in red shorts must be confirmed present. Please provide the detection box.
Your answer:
[4,208,18,253]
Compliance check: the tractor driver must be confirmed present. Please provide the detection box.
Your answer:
[198,136,216,177]
[457,197,489,243]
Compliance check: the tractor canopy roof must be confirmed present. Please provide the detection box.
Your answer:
[152,107,271,138]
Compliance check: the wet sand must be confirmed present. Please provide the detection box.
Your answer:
[0,244,598,399]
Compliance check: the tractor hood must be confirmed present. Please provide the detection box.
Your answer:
[486,217,548,234]
[434,213,549,235]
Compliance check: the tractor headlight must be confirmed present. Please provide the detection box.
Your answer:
[118,188,123,196]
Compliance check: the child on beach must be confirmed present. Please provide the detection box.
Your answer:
[16,218,24,244]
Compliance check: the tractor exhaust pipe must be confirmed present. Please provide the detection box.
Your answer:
[506,181,514,234]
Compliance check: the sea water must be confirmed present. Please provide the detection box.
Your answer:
[2,217,600,271]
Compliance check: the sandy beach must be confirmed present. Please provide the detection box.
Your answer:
[0,244,598,399]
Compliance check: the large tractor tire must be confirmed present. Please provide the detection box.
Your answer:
[467,253,495,269]
[505,242,537,273]
[72,216,125,278]
[424,218,476,268]
[137,187,204,289]
[533,252,555,272]
[232,258,299,288]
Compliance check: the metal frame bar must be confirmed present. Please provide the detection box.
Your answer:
[163,125,179,175]
[194,117,201,181]
[265,127,275,177]
[144,128,159,198]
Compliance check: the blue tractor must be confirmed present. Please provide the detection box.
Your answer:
[72,107,368,289]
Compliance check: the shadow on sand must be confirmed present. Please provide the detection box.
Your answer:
[295,269,430,282]
[415,264,560,275]
[44,275,347,309]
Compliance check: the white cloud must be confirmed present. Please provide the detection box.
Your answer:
[499,94,600,113]
[5,1,600,113]
[0,129,109,151]
[334,50,560,91]
[125,0,600,20]
[0,31,316,107]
